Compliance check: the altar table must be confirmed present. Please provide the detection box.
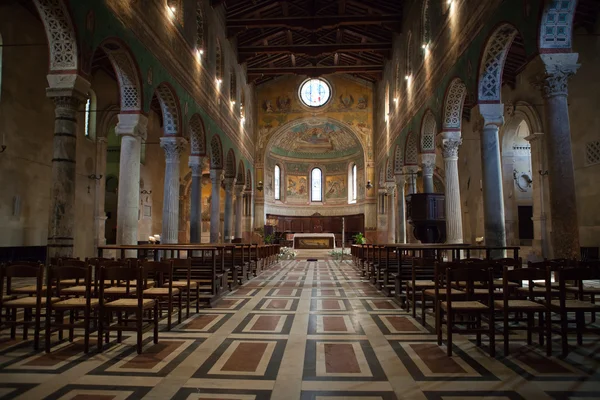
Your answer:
[292,233,336,249]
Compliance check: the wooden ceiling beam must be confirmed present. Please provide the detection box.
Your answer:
[239,42,391,56]
[228,14,402,30]
[247,64,383,76]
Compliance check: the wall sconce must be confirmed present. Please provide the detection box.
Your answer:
[366,180,373,190]
[257,181,264,191]
[88,174,103,180]
[538,170,549,176]
[141,190,152,195]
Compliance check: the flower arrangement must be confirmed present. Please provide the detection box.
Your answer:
[279,246,297,260]
[329,249,350,261]
[353,232,366,244]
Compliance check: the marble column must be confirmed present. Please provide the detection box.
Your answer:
[46,82,89,258]
[395,174,406,244]
[525,133,548,258]
[537,53,580,259]
[209,169,223,243]
[420,153,436,193]
[94,136,108,250]
[479,104,507,249]
[223,177,236,243]
[403,165,419,243]
[387,184,396,243]
[188,156,204,244]
[234,184,245,240]
[115,114,148,247]
[160,137,187,244]
[442,134,464,244]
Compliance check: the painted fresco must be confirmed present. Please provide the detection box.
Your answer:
[325,174,347,200]
[286,175,308,201]
[270,121,361,159]
[256,75,373,161]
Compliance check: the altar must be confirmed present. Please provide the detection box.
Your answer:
[292,233,336,249]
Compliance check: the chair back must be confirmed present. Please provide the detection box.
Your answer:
[98,264,142,305]
[142,260,175,288]
[166,258,192,283]
[48,263,93,298]
[0,263,45,301]
[411,257,436,283]
[447,263,493,301]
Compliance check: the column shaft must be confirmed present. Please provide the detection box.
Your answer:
[189,156,204,244]
[421,153,436,193]
[117,135,142,245]
[234,186,245,239]
[387,187,396,243]
[94,137,108,249]
[223,178,236,243]
[396,176,406,244]
[210,169,222,243]
[442,136,464,244]
[47,96,82,258]
[481,124,507,248]
[160,137,187,244]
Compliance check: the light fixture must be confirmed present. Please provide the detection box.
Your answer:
[366,180,373,190]
[195,48,203,61]
[231,100,236,106]
[257,181,264,192]
[169,5,176,13]
[405,75,409,80]
[393,98,398,103]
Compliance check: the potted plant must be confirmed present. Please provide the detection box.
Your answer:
[353,232,366,244]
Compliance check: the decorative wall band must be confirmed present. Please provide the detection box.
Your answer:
[46,244,74,248]
[51,158,76,163]
[55,116,78,123]
[47,237,74,240]
[53,132,77,138]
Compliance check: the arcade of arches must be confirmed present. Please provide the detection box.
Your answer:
[1,0,600,398]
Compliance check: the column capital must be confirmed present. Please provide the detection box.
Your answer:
[189,155,206,177]
[403,165,419,175]
[442,137,462,159]
[420,153,436,175]
[210,168,223,184]
[160,137,187,163]
[476,103,504,128]
[46,74,90,102]
[532,53,580,98]
[524,132,544,143]
[394,174,405,186]
[386,183,396,196]
[116,113,148,140]
[224,177,237,193]
[234,184,245,196]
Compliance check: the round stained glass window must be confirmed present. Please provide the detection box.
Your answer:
[299,78,331,108]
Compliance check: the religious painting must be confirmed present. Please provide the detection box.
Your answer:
[295,238,333,249]
[287,175,308,200]
[325,174,347,200]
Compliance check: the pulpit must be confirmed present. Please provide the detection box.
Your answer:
[406,193,446,243]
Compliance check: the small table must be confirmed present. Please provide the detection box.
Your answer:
[292,233,336,249]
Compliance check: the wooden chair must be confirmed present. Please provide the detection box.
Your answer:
[142,260,181,330]
[565,260,600,321]
[546,266,600,357]
[7,261,51,296]
[0,263,59,350]
[165,258,198,317]
[45,263,99,353]
[437,263,495,357]
[98,264,158,354]
[422,262,465,326]
[495,265,548,356]
[406,257,436,318]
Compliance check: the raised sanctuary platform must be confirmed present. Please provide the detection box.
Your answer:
[293,233,336,249]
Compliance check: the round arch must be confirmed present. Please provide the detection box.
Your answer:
[442,77,467,131]
[154,82,182,136]
[225,149,237,178]
[393,144,404,175]
[420,109,436,153]
[403,131,419,166]
[209,135,224,169]
[188,113,207,156]
[538,1,577,53]
[236,160,246,185]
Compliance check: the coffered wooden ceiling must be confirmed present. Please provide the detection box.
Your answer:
[213,0,405,85]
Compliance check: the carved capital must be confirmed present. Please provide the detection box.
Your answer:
[46,74,90,101]
[116,113,148,140]
[234,184,245,196]
[223,177,236,193]
[52,96,83,116]
[395,174,405,186]
[442,137,462,159]
[386,183,396,196]
[210,168,223,185]
[477,103,504,128]
[420,153,436,175]
[403,166,419,176]
[160,137,187,163]
[188,155,206,177]
[532,53,580,99]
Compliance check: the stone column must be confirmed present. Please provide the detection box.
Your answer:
[537,53,580,259]
[442,134,464,244]
[223,177,236,243]
[479,104,507,249]
[395,174,406,244]
[46,78,89,258]
[160,137,187,244]
[234,184,245,239]
[115,114,148,247]
[525,133,548,258]
[386,184,396,243]
[94,137,108,249]
[188,156,204,244]
[403,166,419,243]
[420,153,436,193]
[209,169,223,243]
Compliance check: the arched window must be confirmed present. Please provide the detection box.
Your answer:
[230,69,237,104]
[421,0,431,50]
[352,164,357,201]
[311,168,322,202]
[84,89,97,140]
[196,3,204,52]
[274,165,281,200]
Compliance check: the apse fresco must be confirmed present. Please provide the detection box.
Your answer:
[286,175,308,201]
[271,121,361,159]
[325,175,347,200]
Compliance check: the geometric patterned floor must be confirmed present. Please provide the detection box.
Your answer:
[1,259,600,399]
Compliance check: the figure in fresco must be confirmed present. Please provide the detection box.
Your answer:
[262,99,274,113]
[357,95,368,109]
[338,93,354,109]
[277,95,291,112]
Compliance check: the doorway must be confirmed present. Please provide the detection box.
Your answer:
[517,205,533,245]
